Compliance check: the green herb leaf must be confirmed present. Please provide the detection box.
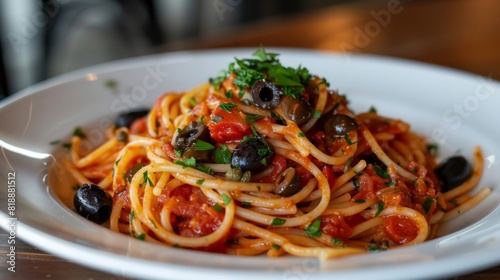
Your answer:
[344,135,357,145]
[241,201,251,207]
[136,233,146,240]
[221,193,232,206]
[298,132,306,138]
[313,110,322,119]
[196,165,214,175]
[271,218,286,226]
[143,171,154,187]
[282,86,303,99]
[423,197,434,215]
[271,244,281,250]
[130,210,135,221]
[373,165,389,179]
[427,143,438,156]
[189,97,196,106]
[212,203,223,212]
[73,127,86,138]
[195,139,215,151]
[374,201,384,217]
[354,199,366,204]
[245,113,264,124]
[369,106,377,113]
[225,89,233,99]
[304,217,322,238]
[174,148,183,157]
[219,102,238,112]
[196,179,205,185]
[332,237,343,245]
[215,145,232,164]
[174,157,197,169]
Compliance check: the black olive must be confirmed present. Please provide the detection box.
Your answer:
[74,183,113,224]
[435,156,472,192]
[324,114,359,137]
[126,163,146,183]
[251,80,281,110]
[115,109,150,128]
[363,153,386,169]
[280,96,312,125]
[231,137,274,173]
[273,169,302,197]
[175,121,212,161]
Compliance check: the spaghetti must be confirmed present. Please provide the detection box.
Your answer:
[66,48,490,259]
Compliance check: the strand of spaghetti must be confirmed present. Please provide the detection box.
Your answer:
[160,93,182,136]
[363,206,429,245]
[152,172,170,196]
[273,123,353,165]
[333,160,367,189]
[180,83,210,114]
[322,199,377,216]
[250,206,297,215]
[97,172,113,190]
[160,203,174,232]
[266,138,297,151]
[429,210,445,225]
[281,242,364,259]
[66,164,91,185]
[443,146,483,200]
[109,199,124,233]
[349,217,383,238]
[440,187,491,223]
[231,178,317,208]
[129,165,236,247]
[74,137,120,168]
[360,125,417,180]
[274,147,331,225]
[146,106,158,137]
[300,80,327,132]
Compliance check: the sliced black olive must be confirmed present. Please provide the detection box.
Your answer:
[273,168,302,197]
[74,183,113,224]
[435,156,472,192]
[251,80,281,110]
[175,121,212,161]
[324,114,359,137]
[126,163,146,183]
[231,137,274,173]
[280,96,312,125]
[115,109,150,128]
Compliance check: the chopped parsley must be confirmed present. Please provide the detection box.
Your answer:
[196,165,214,175]
[373,165,389,179]
[282,86,303,99]
[221,193,232,206]
[142,171,154,187]
[196,179,205,185]
[73,127,86,138]
[215,145,232,164]
[344,135,357,145]
[225,89,233,99]
[304,217,322,238]
[244,113,264,124]
[241,201,252,207]
[271,217,286,226]
[189,97,196,106]
[271,244,281,250]
[354,199,366,204]
[427,143,438,156]
[332,238,343,246]
[313,110,322,119]
[369,106,377,113]
[174,157,197,169]
[298,132,306,137]
[130,210,135,221]
[219,102,238,112]
[374,201,384,217]
[195,139,215,151]
[422,197,434,215]
[174,148,183,157]
[136,233,146,241]
[212,203,223,212]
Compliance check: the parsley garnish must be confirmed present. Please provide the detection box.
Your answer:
[73,127,86,138]
[221,193,232,206]
[174,157,197,169]
[226,89,233,99]
[212,203,223,212]
[196,179,204,185]
[174,148,183,157]
[271,244,281,250]
[130,210,135,221]
[196,165,214,175]
[215,145,232,164]
[427,143,438,156]
[374,201,384,217]
[271,218,286,226]
[143,171,154,187]
[313,110,322,119]
[244,113,264,124]
[189,97,196,106]
[304,217,322,238]
[195,139,215,151]
[369,106,377,113]
[423,197,434,215]
[344,135,357,145]
[354,199,366,204]
[282,86,303,99]
[298,132,306,137]
[332,238,343,245]
[136,233,146,240]
[241,201,251,207]
[219,102,238,112]
[373,165,389,179]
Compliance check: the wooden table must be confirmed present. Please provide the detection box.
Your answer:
[2,0,499,279]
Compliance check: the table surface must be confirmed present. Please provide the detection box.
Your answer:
[2,0,500,279]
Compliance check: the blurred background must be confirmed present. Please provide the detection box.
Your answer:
[0,0,499,100]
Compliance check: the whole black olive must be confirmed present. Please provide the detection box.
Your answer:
[231,137,274,173]
[324,114,359,137]
[251,80,281,110]
[273,168,302,197]
[435,156,472,192]
[175,121,212,161]
[74,183,113,224]
[280,96,312,125]
[115,109,150,128]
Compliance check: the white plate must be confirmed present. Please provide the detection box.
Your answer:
[1,48,500,280]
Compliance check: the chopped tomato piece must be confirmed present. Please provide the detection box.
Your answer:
[322,166,337,189]
[258,155,287,183]
[130,117,147,134]
[382,215,418,245]
[208,106,251,143]
[321,213,353,240]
